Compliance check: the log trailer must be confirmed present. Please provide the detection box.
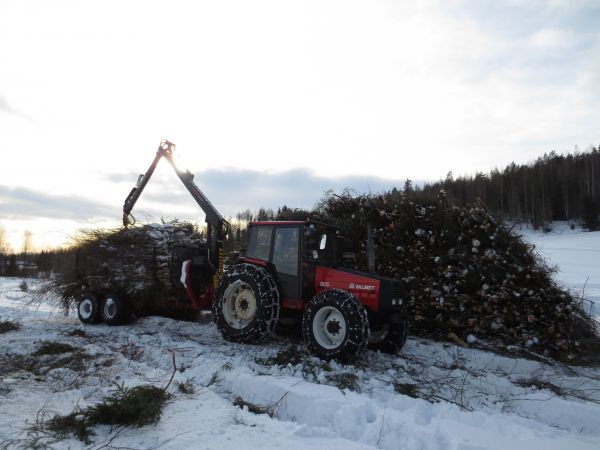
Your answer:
[77,140,408,360]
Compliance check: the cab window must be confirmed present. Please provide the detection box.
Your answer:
[246,226,273,260]
[272,227,299,276]
[304,227,335,264]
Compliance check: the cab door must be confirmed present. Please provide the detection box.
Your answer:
[271,226,301,299]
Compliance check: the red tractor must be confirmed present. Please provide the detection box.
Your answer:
[111,140,408,361]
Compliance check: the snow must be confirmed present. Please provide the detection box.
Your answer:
[518,222,600,319]
[1,226,600,449]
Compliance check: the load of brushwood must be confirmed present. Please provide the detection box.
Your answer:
[43,221,205,313]
[311,189,599,364]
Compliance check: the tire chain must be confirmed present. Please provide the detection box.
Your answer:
[302,289,370,362]
[214,263,280,343]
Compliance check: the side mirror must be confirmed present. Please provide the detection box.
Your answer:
[319,234,327,250]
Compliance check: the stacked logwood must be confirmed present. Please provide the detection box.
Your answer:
[44,221,204,311]
[314,189,599,363]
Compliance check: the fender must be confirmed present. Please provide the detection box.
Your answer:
[315,266,381,312]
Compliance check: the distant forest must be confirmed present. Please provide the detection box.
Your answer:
[416,147,600,231]
[232,146,600,231]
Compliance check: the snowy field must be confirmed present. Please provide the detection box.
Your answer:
[520,223,600,319]
[1,229,600,449]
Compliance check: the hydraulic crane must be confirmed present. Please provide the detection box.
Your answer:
[122,139,230,292]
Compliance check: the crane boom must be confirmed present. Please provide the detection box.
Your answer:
[122,139,230,285]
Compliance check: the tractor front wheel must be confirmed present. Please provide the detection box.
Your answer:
[214,263,280,343]
[302,289,369,362]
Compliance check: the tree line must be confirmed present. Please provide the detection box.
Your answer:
[416,146,600,230]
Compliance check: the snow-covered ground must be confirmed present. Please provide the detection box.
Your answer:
[1,227,600,450]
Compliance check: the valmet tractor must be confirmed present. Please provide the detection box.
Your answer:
[80,140,408,361]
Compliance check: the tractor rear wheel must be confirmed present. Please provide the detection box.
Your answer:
[368,319,408,354]
[77,293,101,324]
[214,263,280,343]
[100,293,130,325]
[302,289,369,362]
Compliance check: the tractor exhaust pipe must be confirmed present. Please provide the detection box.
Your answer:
[367,221,376,274]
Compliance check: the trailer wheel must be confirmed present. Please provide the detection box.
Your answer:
[302,289,369,362]
[77,293,101,324]
[100,293,130,325]
[214,263,280,343]
[368,319,408,354]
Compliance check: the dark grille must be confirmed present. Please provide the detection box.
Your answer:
[392,283,403,300]
[379,278,407,314]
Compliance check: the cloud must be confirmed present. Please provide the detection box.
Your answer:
[0,96,15,114]
[109,168,422,219]
[0,95,31,121]
[0,169,418,225]
[103,171,142,183]
[2,1,600,199]
[0,185,117,221]
[529,28,582,50]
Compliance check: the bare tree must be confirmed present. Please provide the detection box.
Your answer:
[22,229,33,255]
[0,223,10,254]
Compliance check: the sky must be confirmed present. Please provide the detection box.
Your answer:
[1,0,599,250]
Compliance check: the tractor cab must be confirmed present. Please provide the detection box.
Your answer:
[240,221,343,306]
[244,220,341,265]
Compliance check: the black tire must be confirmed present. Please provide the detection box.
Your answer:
[213,263,280,343]
[77,293,101,324]
[100,293,130,325]
[368,319,409,354]
[302,289,370,362]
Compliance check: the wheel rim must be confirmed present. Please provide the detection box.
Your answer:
[79,298,94,320]
[312,306,347,349]
[104,297,117,319]
[222,280,258,329]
